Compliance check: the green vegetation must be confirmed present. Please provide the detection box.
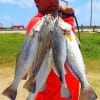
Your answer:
[79,32,100,60]
[0,33,25,66]
[78,32,100,73]
[0,32,100,68]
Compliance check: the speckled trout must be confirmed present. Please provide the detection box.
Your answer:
[2,15,47,100]
[65,29,97,100]
[23,15,53,93]
[52,18,71,98]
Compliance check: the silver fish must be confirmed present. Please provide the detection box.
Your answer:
[2,15,49,100]
[27,49,53,100]
[52,20,71,98]
[2,34,38,100]
[65,30,97,100]
[23,15,53,93]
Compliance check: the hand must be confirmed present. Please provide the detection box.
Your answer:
[59,5,74,14]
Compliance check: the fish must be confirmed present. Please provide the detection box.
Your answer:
[23,15,53,93]
[2,15,49,100]
[27,49,53,100]
[52,19,71,98]
[2,34,39,100]
[65,29,97,100]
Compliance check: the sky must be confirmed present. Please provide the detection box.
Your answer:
[0,0,100,27]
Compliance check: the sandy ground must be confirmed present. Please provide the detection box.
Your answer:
[0,30,25,34]
[0,67,100,100]
[0,67,29,100]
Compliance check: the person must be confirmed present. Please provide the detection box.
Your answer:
[26,0,75,34]
[26,0,81,100]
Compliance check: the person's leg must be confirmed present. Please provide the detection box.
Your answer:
[35,69,61,100]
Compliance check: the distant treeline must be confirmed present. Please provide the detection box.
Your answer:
[76,25,100,32]
[0,25,100,32]
[78,25,100,29]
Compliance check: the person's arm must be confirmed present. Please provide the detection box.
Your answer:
[59,5,74,14]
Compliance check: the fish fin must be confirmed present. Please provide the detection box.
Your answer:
[23,76,36,93]
[2,85,17,100]
[52,66,59,77]
[64,34,74,42]
[61,84,71,98]
[80,87,97,100]
[27,66,34,79]
[75,36,81,46]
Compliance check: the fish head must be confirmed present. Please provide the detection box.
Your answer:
[38,15,54,41]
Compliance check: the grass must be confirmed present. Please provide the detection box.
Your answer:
[0,32,100,75]
[0,32,100,99]
[79,32,100,60]
[79,32,100,74]
[0,33,25,66]
[0,32,100,69]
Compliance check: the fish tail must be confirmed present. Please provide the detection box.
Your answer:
[2,85,17,100]
[80,87,97,100]
[61,84,71,98]
[23,76,36,93]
